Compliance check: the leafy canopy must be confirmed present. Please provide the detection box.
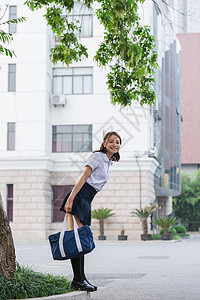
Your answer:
[153,216,177,229]
[91,208,115,220]
[25,0,158,107]
[131,204,158,220]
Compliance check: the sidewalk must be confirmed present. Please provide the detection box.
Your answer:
[15,235,200,300]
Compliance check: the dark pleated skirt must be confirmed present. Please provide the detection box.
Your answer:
[60,182,97,226]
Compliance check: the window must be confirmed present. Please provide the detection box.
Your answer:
[53,67,93,95]
[7,123,15,151]
[52,125,92,152]
[68,2,93,37]
[8,64,16,92]
[7,184,13,222]
[9,6,17,34]
[52,185,73,222]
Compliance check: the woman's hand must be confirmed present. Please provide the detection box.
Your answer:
[64,195,74,213]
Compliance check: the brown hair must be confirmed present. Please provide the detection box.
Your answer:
[94,131,122,161]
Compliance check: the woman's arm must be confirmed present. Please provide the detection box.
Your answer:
[65,166,92,213]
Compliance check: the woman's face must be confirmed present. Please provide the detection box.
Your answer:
[104,134,121,156]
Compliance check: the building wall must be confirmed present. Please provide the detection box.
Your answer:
[178,34,200,166]
[0,158,158,241]
[0,169,50,240]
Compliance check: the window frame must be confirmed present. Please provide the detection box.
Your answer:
[9,6,17,34]
[8,64,16,92]
[7,122,15,151]
[52,124,92,153]
[7,184,13,222]
[67,2,93,38]
[53,67,93,95]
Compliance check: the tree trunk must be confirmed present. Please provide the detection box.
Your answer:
[0,193,16,278]
[99,219,104,236]
[142,219,148,234]
[164,227,168,235]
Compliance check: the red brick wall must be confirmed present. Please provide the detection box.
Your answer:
[177,33,200,164]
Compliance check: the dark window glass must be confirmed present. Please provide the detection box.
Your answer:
[7,184,13,222]
[7,122,15,150]
[52,185,73,222]
[52,125,92,152]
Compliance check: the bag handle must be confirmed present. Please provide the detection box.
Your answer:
[59,214,83,258]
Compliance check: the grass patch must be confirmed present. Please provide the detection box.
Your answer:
[0,263,73,300]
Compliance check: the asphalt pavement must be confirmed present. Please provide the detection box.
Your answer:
[15,234,200,300]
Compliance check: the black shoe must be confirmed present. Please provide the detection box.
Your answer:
[71,279,95,292]
[85,279,97,291]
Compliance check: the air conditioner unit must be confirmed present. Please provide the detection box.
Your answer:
[51,94,66,106]
[148,147,157,158]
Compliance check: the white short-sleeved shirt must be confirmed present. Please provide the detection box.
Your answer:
[85,152,113,191]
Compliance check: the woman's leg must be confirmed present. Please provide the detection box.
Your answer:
[67,213,95,292]
[80,255,97,291]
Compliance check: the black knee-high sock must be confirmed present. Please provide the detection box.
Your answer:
[80,255,86,280]
[70,257,84,282]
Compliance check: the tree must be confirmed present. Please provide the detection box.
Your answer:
[25,0,158,107]
[0,193,16,278]
[153,216,177,235]
[173,170,200,231]
[131,204,158,234]
[0,4,26,58]
[91,208,115,239]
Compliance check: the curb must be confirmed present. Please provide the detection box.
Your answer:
[21,291,90,300]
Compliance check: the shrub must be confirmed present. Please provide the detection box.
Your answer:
[0,263,73,300]
[160,227,177,236]
[174,225,187,234]
[180,232,190,237]
[151,234,161,240]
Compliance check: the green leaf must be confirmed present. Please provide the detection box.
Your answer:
[91,208,115,220]
[24,0,158,107]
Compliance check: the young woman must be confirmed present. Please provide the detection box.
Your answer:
[60,131,121,292]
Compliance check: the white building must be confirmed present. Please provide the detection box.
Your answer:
[175,0,200,33]
[0,0,181,241]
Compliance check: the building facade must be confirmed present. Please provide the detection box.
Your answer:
[175,1,200,175]
[178,33,200,174]
[0,0,181,241]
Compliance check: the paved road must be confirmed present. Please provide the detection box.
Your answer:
[15,234,200,300]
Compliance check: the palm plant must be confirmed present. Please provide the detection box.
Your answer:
[131,204,158,234]
[153,216,178,235]
[91,208,115,240]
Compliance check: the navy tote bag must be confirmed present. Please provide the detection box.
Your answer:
[49,215,95,260]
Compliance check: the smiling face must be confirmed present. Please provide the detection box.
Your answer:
[104,134,121,158]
